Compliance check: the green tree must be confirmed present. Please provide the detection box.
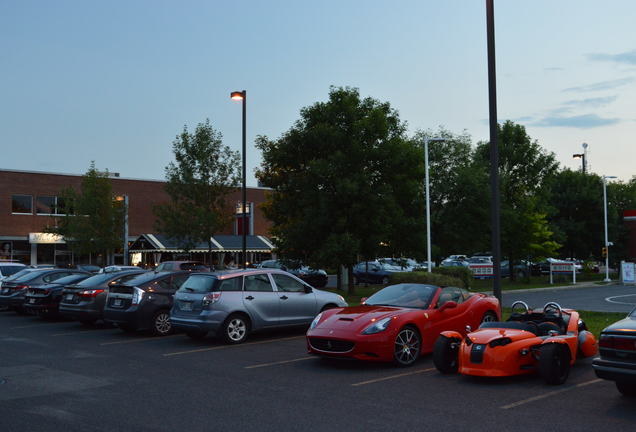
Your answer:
[256,87,425,294]
[154,119,241,264]
[606,179,636,264]
[47,162,124,264]
[474,121,560,276]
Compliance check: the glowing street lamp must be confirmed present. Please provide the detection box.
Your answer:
[231,90,247,269]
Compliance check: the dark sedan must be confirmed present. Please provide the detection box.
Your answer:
[593,309,636,397]
[23,272,92,317]
[59,269,147,324]
[0,268,88,314]
[260,259,328,288]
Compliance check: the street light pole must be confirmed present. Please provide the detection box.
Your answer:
[123,195,129,265]
[602,175,617,282]
[424,137,444,273]
[231,90,247,269]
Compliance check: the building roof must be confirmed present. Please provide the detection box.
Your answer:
[130,233,274,253]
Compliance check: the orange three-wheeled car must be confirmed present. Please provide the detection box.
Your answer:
[433,301,598,385]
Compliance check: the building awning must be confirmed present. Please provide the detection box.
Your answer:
[129,234,274,253]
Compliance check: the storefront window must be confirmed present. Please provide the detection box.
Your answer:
[36,196,65,215]
[12,195,32,214]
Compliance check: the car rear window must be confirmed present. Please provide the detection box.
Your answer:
[178,275,217,293]
[0,265,26,277]
[52,274,89,285]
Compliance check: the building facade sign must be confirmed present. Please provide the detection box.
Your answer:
[28,233,65,244]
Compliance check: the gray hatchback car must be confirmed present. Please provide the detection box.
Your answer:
[170,269,347,343]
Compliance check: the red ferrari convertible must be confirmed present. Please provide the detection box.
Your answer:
[306,283,500,366]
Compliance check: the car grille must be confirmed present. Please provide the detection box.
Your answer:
[470,344,486,363]
[308,338,354,353]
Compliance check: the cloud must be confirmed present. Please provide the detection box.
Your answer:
[530,114,620,129]
[563,77,634,92]
[544,67,564,72]
[588,49,636,65]
[562,95,618,108]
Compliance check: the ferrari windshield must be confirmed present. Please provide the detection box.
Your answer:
[365,284,437,309]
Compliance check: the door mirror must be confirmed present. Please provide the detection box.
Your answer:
[304,285,313,294]
[360,297,368,304]
[439,301,457,312]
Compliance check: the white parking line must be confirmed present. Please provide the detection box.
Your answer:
[351,368,435,387]
[500,379,602,409]
[100,334,181,346]
[244,356,314,369]
[605,294,636,305]
[162,335,304,357]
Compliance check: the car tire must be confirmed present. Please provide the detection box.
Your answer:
[616,381,636,397]
[480,311,498,324]
[186,331,208,340]
[538,343,571,385]
[381,276,389,285]
[393,326,421,367]
[433,335,459,374]
[152,310,173,336]
[221,314,249,344]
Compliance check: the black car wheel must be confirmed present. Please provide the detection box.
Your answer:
[222,314,249,344]
[433,335,459,374]
[393,326,421,367]
[152,310,173,336]
[538,343,571,385]
[616,381,636,397]
[480,311,498,324]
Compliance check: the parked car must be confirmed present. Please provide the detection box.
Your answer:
[23,272,92,317]
[155,261,210,272]
[0,268,89,314]
[59,269,147,324]
[67,264,102,273]
[259,259,328,288]
[103,271,193,335]
[0,262,27,280]
[378,258,429,272]
[593,309,636,396]
[434,301,597,384]
[353,261,402,285]
[99,265,143,273]
[440,260,469,268]
[500,260,531,279]
[441,255,468,266]
[307,283,500,366]
[170,269,347,343]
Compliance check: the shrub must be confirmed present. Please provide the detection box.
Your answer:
[389,271,464,288]
[432,267,472,289]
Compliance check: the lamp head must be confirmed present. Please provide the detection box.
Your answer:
[231,91,245,101]
[582,142,588,149]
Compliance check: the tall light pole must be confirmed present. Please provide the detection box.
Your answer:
[573,142,589,174]
[424,137,444,273]
[603,175,617,282]
[231,90,247,269]
[115,195,129,265]
[486,0,502,305]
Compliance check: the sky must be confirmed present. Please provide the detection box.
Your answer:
[1,0,635,185]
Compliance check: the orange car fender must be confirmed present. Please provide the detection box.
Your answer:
[578,330,598,357]
[541,338,576,364]
[439,330,462,340]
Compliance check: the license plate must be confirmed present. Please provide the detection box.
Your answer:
[65,294,74,301]
[112,299,123,307]
[181,301,193,311]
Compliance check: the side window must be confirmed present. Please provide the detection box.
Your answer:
[218,277,242,292]
[272,274,305,293]
[460,289,473,302]
[43,272,70,283]
[437,287,463,307]
[153,278,172,291]
[244,274,273,292]
[172,274,189,289]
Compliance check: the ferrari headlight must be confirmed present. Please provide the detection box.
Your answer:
[337,295,346,305]
[310,312,323,330]
[362,317,392,335]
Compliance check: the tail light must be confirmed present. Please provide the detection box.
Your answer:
[202,292,222,306]
[78,289,105,298]
[599,334,613,348]
[131,287,145,305]
[15,284,28,291]
[600,334,636,351]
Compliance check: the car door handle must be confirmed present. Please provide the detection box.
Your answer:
[280,295,288,300]
[245,296,254,300]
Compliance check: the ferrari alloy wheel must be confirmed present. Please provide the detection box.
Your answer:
[433,335,460,374]
[616,381,636,397]
[393,327,421,367]
[538,343,571,385]
[481,311,498,324]
[152,311,173,336]
[222,314,249,344]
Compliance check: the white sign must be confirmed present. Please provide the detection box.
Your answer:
[549,261,576,284]
[469,264,494,279]
[621,261,635,284]
[28,233,65,244]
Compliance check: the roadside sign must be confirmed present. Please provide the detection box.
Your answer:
[469,264,494,279]
[549,261,576,284]
[620,261,635,285]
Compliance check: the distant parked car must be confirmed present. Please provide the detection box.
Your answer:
[440,260,469,268]
[155,261,211,272]
[99,265,143,273]
[500,260,531,279]
[0,268,89,314]
[170,269,347,343]
[378,258,428,272]
[67,264,102,273]
[441,255,468,266]
[59,269,147,324]
[103,271,194,335]
[353,261,402,285]
[259,259,328,288]
[0,262,27,280]
[23,272,92,317]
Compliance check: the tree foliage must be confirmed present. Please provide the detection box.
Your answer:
[256,87,425,293]
[47,162,124,261]
[154,120,240,262]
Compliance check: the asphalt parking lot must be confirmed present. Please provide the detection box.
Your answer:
[1,311,635,432]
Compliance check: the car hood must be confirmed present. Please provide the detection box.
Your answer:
[315,305,410,332]
[467,328,537,344]
[603,316,636,333]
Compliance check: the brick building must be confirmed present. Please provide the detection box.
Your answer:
[0,169,273,266]
[625,210,636,262]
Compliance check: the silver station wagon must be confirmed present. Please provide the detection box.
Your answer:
[170,269,347,344]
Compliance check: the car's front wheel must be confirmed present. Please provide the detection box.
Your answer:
[433,335,459,374]
[616,381,636,397]
[152,310,173,336]
[393,326,420,367]
[481,311,498,324]
[222,314,249,344]
[538,343,571,385]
